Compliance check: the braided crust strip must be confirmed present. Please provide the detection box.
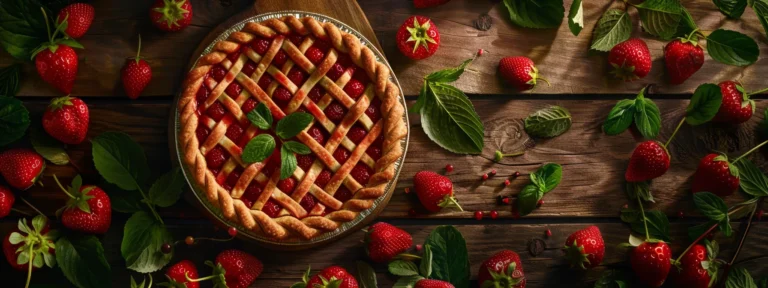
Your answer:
[178,16,406,241]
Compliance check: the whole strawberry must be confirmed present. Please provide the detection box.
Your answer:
[691,153,739,197]
[196,249,263,288]
[415,279,455,288]
[631,241,672,288]
[55,175,111,234]
[122,36,153,99]
[609,38,652,82]
[43,95,90,144]
[35,44,79,94]
[165,260,200,288]
[0,149,45,191]
[563,225,604,269]
[57,3,95,39]
[365,222,413,263]
[396,16,440,60]
[499,56,548,91]
[414,0,450,8]
[713,81,754,124]
[3,216,57,288]
[150,0,193,32]
[413,171,462,213]
[295,265,359,288]
[477,250,526,288]
[625,141,670,182]
[0,185,14,218]
[664,38,704,85]
[671,243,717,288]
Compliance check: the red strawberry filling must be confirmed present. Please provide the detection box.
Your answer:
[273,50,288,66]
[225,123,244,143]
[225,82,242,97]
[335,187,353,203]
[257,74,273,91]
[350,164,372,185]
[307,126,327,145]
[366,98,382,122]
[347,125,367,144]
[287,68,307,86]
[262,199,281,217]
[300,194,317,212]
[277,178,296,193]
[297,154,315,171]
[206,102,227,121]
[288,34,304,46]
[196,85,210,104]
[241,184,263,208]
[333,148,350,163]
[242,98,257,113]
[366,146,382,160]
[227,47,241,61]
[226,168,243,187]
[251,37,270,55]
[308,87,325,102]
[211,65,227,82]
[344,78,365,99]
[273,87,293,103]
[206,146,228,170]
[242,61,257,76]
[327,63,345,81]
[305,47,325,65]
[196,126,210,144]
[324,102,346,123]
[315,170,332,188]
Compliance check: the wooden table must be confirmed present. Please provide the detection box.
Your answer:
[2,0,767,286]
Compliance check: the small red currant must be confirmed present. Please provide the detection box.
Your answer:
[537,199,544,207]
[514,171,521,177]
[445,164,454,172]
[503,179,510,186]
[502,197,511,204]
[477,49,484,56]
[416,244,423,251]
[408,208,417,216]
[474,211,484,220]
[490,169,497,176]
[404,187,411,194]
[161,243,172,254]
[677,211,684,219]
[622,204,628,209]
[545,229,552,237]
[228,227,238,237]
[184,236,194,246]
[490,210,498,219]
[758,210,765,221]
[482,173,489,180]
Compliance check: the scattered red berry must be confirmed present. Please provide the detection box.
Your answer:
[477,49,484,56]
[408,209,417,216]
[537,199,544,207]
[514,171,521,177]
[474,211,484,220]
[622,204,629,209]
[57,3,95,39]
[150,0,193,32]
[678,211,685,219]
[502,197,511,205]
[545,229,552,238]
[609,38,652,81]
[161,243,172,254]
[121,36,153,99]
[228,227,238,237]
[185,236,194,245]
[482,173,489,180]
[490,169,497,176]
[504,179,511,186]
[416,244,423,251]
[404,187,411,194]
[499,56,548,91]
[490,210,498,219]
[445,164,454,172]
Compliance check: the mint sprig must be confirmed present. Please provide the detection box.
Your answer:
[517,163,563,216]
[243,106,313,179]
[602,87,661,139]
[590,9,631,51]
[685,83,723,125]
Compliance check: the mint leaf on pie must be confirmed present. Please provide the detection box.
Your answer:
[276,112,313,139]
[524,106,571,138]
[31,124,69,165]
[423,226,470,288]
[242,134,275,163]
[706,29,759,66]
[56,235,111,288]
[568,0,584,36]
[147,168,184,208]
[0,64,21,97]
[283,141,311,155]
[634,0,683,40]
[714,0,748,18]
[280,145,297,180]
[686,83,723,126]
[420,82,484,154]
[501,0,565,29]
[121,211,172,273]
[91,132,150,191]
[517,184,543,216]
[590,9,631,52]
[247,102,272,130]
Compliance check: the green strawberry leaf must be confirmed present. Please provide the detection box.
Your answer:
[420,244,433,278]
[626,180,654,202]
[633,91,662,139]
[247,102,273,130]
[424,58,473,83]
[603,99,635,136]
[715,0,748,18]
[752,0,768,41]
[633,210,671,241]
[0,96,29,147]
[675,7,698,37]
[530,163,562,193]
[719,216,733,237]
[121,211,172,273]
[91,132,150,191]
[734,159,768,197]
[31,124,69,165]
[634,0,684,40]
[524,106,572,138]
[356,261,377,288]
[280,145,297,180]
[501,0,564,29]
[706,29,759,66]
[100,180,143,214]
[389,260,419,276]
[568,0,584,36]
[147,167,184,208]
[693,192,728,221]
[0,64,21,97]
[517,184,543,216]
[0,0,50,61]
[276,112,313,140]
[420,82,484,154]
[423,226,470,288]
[686,83,723,126]
[726,266,757,288]
[242,134,276,164]
[56,235,111,288]
[590,9,631,52]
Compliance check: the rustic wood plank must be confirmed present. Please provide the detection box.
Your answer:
[2,221,766,287]
[10,99,768,219]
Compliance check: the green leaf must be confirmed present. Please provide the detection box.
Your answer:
[147,168,184,208]
[501,0,565,29]
[594,270,631,288]
[530,163,562,193]
[675,7,698,37]
[57,38,83,49]
[568,0,584,36]
[688,220,717,241]
[524,106,572,138]
[56,235,111,288]
[389,260,419,276]
[753,0,768,41]
[635,0,683,40]
[91,132,150,191]
[590,9,632,51]
[631,210,671,241]
[633,92,662,139]
[620,207,642,224]
[100,180,142,213]
[242,134,276,163]
[356,261,377,288]
[420,244,433,278]
[726,267,757,288]
[706,29,759,66]
[757,277,768,288]
[121,211,172,273]
[0,64,21,97]
[420,82,484,154]
[686,83,723,125]
[411,84,428,114]
[393,276,424,288]
[30,124,69,165]
[626,181,654,202]
[603,99,635,136]
[276,112,313,139]
[715,0,748,18]
[247,103,272,130]
[734,159,768,197]
[0,96,29,147]
[719,216,733,237]
[283,141,311,155]
[280,145,297,180]
[425,58,473,83]
[693,192,728,221]
[0,0,50,61]
[423,226,470,288]
[517,184,543,216]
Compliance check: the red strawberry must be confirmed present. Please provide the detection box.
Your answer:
[631,241,672,287]
[477,250,526,288]
[415,279,455,288]
[563,226,604,269]
[57,3,95,39]
[34,44,78,94]
[396,16,440,60]
[691,153,739,197]
[0,185,14,218]
[122,36,153,99]
[625,141,670,182]
[609,38,652,82]
[42,95,89,144]
[0,149,45,191]
[296,266,359,288]
[165,260,200,288]
[55,175,111,234]
[713,81,754,124]
[499,56,548,91]
[150,0,193,32]
[364,222,413,263]
[413,171,462,212]
[414,0,450,8]
[671,243,717,288]
[2,216,57,288]
[196,249,263,288]
[664,38,704,85]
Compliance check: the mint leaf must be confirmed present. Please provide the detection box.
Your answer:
[0,64,21,97]
[752,0,768,40]
[634,0,683,40]
[357,261,377,288]
[91,132,150,191]
[389,260,419,276]
[706,29,759,66]
[568,0,584,36]
[633,92,661,139]
[247,103,272,130]
[626,180,653,202]
[686,83,723,125]
[423,226,469,288]
[424,58,473,83]
[31,124,69,165]
[276,112,313,139]
[631,210,670,241]
[242,134,275,163]
[688,221,717,241]
[420,244,433,277]
[280,145,297,180]
[100,181,142,213]
[283,141,311,155]
[726,267,757,288]
[393,276,424,288]
[502,0,564,29]
[530,163,562,193]
[675,7,698,37]
[720,216,733,237]
[524,106,571,138]
[147,168,184,208]
[590,9,631,51]
[121,211,172,273]
[56,235,111,288]
[420,82,484,154]
[594,270,631,288]
[734,159,768,197]
[693,192,728,221]
[517,184,543,216]
[715,0,748,18]
[0,96,29,147]
[0,0,50,61]
[603,99,635,135]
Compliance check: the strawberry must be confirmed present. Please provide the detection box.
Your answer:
[477,250,526,288]
[0,185,14,218]
[396,16,440,60]
[55,175,111,234]
[122,36,153,99]
[34,44,79,94]
[295,266,359,288]
[164,260,200,288]
[0,149,45,191]
[3,216,57,288]
[691,153,739,197]
[364,222,413,263]
[57,3,95,39]
[631,241,672,288]
[563,225,605,269]
[713,81,754,124]
[664,38,704,85]
[415,279,455,288]
[150,0,193,32]
[413,171,462,212]
[609,38,652,82]
[42,95,90,144]
[498,56,548,91]
[625,141,670,182]
[212,249,262,288]
[671,242,718,288]
[414,0,450,8]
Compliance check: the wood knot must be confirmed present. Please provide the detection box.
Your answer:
[527,238,546,257]
[484,117,531,162]
[473,14,493,31]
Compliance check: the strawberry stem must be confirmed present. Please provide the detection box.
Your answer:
[186,271,217,283]
[52,175,76,199]
[494,150,525,162]
[673,202,753,264]
[664,117,686,148]
[685,28,700,42]
[719,197,763,286]
[25,246,33,288]
[636,196,651,240]
[19,197,45,217]
[40,7,52,43]
[135,35,142,64]
[747,87,768,96]
[733,139,768,163]
[10,208,33,216]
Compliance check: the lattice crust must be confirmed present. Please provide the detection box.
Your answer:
[178,16,406,240]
